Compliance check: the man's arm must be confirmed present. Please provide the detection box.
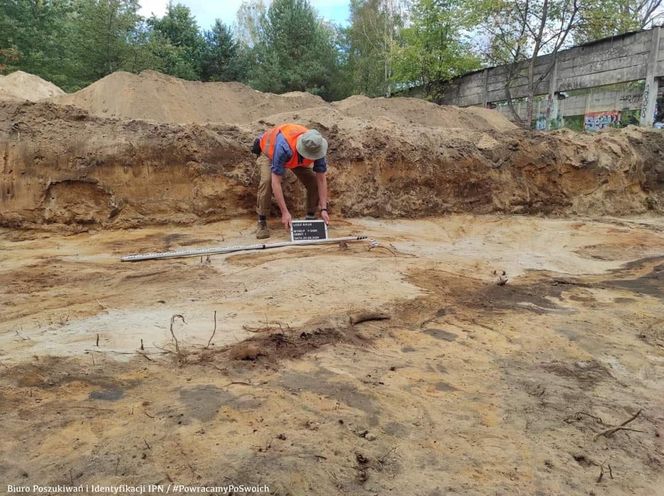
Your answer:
[313,157,329,224]
[270,134,293,230]
[271,173,292,230]
[315,172,329,224]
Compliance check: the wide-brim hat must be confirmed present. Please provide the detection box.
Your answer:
[296,129,328,160]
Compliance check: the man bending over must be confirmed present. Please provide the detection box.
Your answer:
[252,123,330,239]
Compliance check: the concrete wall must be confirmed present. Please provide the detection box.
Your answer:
[439,27,662,128]
[493,85,643,124]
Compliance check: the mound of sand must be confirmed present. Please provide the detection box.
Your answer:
[51,69,516,132]
[0,71,65,101]
[52,70,328,125]
[333,95,516,132]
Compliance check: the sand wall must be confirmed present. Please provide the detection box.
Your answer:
[1,101,662,229]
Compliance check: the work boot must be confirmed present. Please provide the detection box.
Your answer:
[256,219,270,239]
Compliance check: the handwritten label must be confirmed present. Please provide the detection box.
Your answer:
[290,220,328,241]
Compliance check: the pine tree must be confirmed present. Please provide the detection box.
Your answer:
[147,2,205,79]
[201,20,241,82]
[250,0,339,97]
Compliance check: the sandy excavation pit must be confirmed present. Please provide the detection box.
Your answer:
[1,70,664,495]
[2,216,664,495]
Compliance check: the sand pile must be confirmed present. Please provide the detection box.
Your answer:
[51,69,516,132]
[332,95,516,131]
[52,70,327,124]
[0,71,65,101]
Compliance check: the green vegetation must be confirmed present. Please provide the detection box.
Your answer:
[392,0,481,100]
[247,0,340,99]
[1,0,660,103]
[575,0,662,43]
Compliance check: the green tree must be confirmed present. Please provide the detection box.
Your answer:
[0,0,75,88]
[68,0,143,86]
[235,0,267,47]
[0,47,19,72]
[326,23,354,100]
[249,0,339,98]
[0,0,194,90]
[477,0,580,127]
[575,0,662,42]
[392,0,481,99]
[233,0,266,84]
[120,18,164,74]
[346,0,405,97]
[201,20,243,81]
[147,2,205,79]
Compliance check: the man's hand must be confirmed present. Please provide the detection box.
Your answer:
[321,209,330,225]
[281,211,292,231]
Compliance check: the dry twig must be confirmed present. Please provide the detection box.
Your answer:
[206,311,217,349]
[564,412,607,425]
[597,463,613,483]
[594,409,643,440]
[369,244,398,256]
[137,352,153,362]
[242,321,290,333]
[169,314,186,357]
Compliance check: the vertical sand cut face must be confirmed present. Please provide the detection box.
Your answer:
[3,94,664,230]
[1,215,664,494]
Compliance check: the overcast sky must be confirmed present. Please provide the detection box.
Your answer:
[138,0,350,29]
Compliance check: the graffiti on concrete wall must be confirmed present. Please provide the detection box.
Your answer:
[619,94,643,105]
[535,113,547,130]
[584,110,621,131]
[641,83,650,120]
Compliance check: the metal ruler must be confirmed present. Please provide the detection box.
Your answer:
[121,235,368,262]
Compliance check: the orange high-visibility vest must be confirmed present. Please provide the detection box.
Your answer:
[259,124,314,169]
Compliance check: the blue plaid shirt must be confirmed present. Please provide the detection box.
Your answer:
[262,131,327,176]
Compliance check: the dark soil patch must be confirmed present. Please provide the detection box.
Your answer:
[435,381,457,392]
[605,263,664,299]
[179,384,262,421]
[89,388,124,401]
[540,360,612,388]
[278,367,379,425]
[471,281,565,313]
[3,357,133,391]
[406,267,567,315]
[198,321,373,371]
[423,328,457,341]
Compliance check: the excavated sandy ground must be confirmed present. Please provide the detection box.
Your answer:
[1,215,663,495]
